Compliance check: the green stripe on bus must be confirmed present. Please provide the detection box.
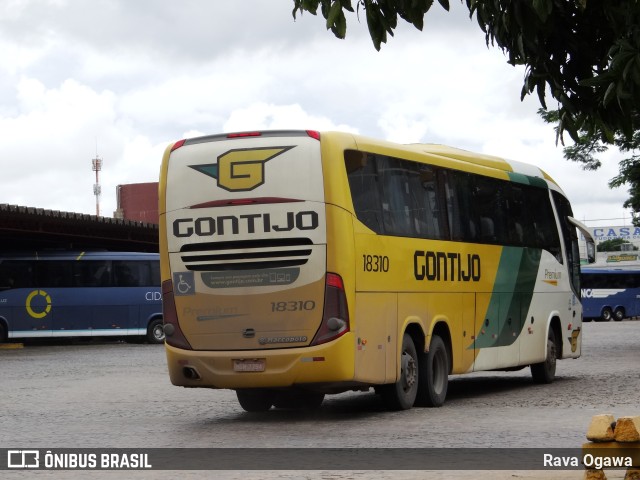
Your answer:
[507,172,548,189]
[473,247,541,349]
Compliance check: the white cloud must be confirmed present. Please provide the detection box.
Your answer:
[223,103,359,133]
[0,0,631,228]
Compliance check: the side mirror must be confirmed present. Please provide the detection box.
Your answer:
[586,239,596,264]
[567,216,596,264]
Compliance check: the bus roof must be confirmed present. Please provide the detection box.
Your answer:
[327,131,562,193]
[168,129,564,194]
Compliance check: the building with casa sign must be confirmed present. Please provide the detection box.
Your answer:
[581,225,640,264]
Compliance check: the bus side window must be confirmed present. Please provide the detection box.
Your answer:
[114,261,139,287]
[444,170,477,242]
[411,164,445,240]
[530,189,562,261]
[471,176,502,244]
[114,260,155,287]
[0,260,34,290]
[505,185,528,246]
[38,261,73,288]
[345,150,384,234]
[75,261,112,287]
[379,160,414,236]
[150,261,161,286]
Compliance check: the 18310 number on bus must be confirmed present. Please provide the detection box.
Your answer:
[271,300,316,312]
[363,254,390,273]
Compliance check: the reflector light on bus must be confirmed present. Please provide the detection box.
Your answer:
[306,130,321,140]
[170,139,186,152]
[227,132,261,138]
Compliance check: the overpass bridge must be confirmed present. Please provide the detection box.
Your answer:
[0,204,159,253]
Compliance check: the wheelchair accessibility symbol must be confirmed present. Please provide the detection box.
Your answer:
[26,290,52,319]
[173,272,194,296]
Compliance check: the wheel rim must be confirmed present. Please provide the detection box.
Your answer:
[153,324,165,341]
[401,350,417,392]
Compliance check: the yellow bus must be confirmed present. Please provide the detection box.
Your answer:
[158,130,595,412]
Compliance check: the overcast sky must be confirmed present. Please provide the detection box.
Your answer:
[0,0,631,227]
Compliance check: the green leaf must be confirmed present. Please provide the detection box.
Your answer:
[327,1,342,29]
[603,82,616,107]
[532,0,551,21]
[340,0,355,12]
[366,5,383,51]
[331,10,347,38]
[437,0,449,11]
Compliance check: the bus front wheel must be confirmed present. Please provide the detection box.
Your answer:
[0,322,6,343]
[415,334,449,407]
[531,328,557,384]
[381,333,418,410]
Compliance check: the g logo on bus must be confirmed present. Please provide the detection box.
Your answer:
[26,289,52,319]
[190,146,294,192]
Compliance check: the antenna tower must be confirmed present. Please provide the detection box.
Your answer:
[92,154,102,216]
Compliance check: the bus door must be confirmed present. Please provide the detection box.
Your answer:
[473,292,520,370]
[473,254,529,370]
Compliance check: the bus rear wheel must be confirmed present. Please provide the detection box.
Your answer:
[236,389,275,412]
[0,323,6,343]
[415,334,448,407]
[614,308,625,321]
[598,308,613,322]
[381,333,418,410]
[531,328,557,384]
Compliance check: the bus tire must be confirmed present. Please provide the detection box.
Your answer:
[531,328,557,384]
[415,334,448,407]
[381,333,418,410]
[599,308,613,322]
[0,322,6,343]
[614,308,625,321]
[146,318,165,344]
[236,389,275,412]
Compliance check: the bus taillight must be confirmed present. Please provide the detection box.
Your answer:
[311,273,350,346]
[161,279,193,350]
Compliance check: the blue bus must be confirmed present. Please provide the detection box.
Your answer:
[0,251,163,343]
[580,266,640,322]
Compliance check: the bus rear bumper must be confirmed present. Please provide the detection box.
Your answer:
[164,333,356,389]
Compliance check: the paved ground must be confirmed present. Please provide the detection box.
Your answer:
[2,320,638,479]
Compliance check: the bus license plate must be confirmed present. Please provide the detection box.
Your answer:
[233,359,265,372]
